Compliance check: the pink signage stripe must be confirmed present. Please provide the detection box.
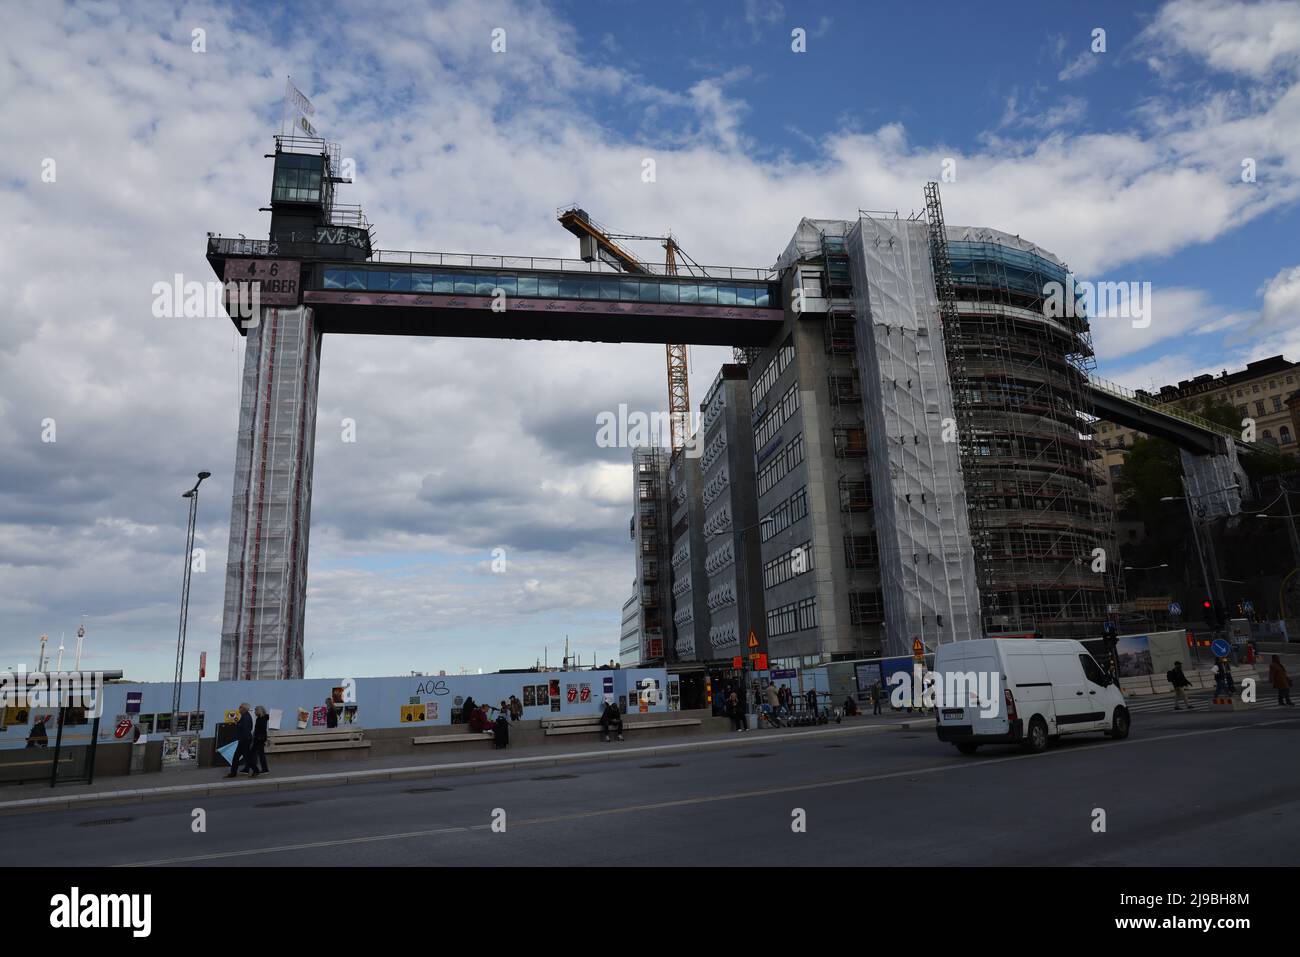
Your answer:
[303,289,783,322]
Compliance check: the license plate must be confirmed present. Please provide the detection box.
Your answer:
[941,709,965,719]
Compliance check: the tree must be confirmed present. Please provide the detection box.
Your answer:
[1115,435,1181,518]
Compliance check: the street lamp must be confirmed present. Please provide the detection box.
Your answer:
[172,471,211,724]
[1161,481,1240,633]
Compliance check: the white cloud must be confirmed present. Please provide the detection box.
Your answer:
[1059,51,1101,81]
[1141,0,1300,79]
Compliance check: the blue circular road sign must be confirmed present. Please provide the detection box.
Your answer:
[1210,638,1231,658]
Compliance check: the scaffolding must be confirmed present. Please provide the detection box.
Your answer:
[924,203,1123,638]
[220,306,321,680]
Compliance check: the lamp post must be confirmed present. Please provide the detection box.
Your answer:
[172,471,211,724]
[1161,481,1239,634]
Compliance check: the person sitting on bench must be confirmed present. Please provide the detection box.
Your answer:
[600,700,624,742]
[468,703,495,734]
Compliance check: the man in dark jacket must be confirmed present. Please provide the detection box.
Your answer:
[226,703,254,778]
[249,705,270,774]
[1167,661,1194,711]
[324,695,338,729]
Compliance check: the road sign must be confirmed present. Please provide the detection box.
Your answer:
[1168,601,1182,617]
[1243,600,1254,613]
[1210,638,1231,658]
[747,631,759,648]
[912,638,924,661]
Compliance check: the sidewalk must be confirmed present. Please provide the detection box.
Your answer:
[0,716,907,817]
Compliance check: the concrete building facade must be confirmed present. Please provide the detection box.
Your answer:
[698,364,767,662]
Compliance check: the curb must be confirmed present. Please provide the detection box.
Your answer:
[0,721,901,816]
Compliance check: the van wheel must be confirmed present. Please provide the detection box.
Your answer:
[955,742,979,755]
[1107,708,1130,740]
[1022,717,1048,753]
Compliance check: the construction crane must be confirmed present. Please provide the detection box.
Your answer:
[558,206,705,453]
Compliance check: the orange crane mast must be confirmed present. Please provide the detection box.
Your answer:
[558,206,693,453]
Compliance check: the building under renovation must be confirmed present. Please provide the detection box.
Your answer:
[637,199,1121,666]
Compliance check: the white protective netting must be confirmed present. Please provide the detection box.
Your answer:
[846,216,982,658]
[220,306,321,680]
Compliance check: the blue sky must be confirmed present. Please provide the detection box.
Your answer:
[2,0,1299,681]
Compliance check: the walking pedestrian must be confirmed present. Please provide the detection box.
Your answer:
[871,682,882,715]
[461,696,477,724]
[226,703,255,778]
[1268,655,1294,706]
[764,682,781,724]
[509,695,523,721]
[727,690,746,732]
[324,695,338,729]
[249,705,270,774]
[1166,661,1194,711]
[805,688,818,716]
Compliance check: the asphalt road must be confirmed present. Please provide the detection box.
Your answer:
[4,707,1296,867]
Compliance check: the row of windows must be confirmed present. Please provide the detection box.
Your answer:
[751,338,795,409]
[321,268,773,307]
[1239,398,1285,416]
[757,433,805,498]
[1235,375,1294,397]
[754,384,800,449]
[272,166,324,204]
[763,540,814,590]
[762,487,808,542]
[768,597,818,638]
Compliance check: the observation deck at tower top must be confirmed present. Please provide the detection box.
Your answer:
[205,235,784,347]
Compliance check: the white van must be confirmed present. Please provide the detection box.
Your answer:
[934,638,1129,754]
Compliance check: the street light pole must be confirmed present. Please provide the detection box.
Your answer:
[172,471,211,724]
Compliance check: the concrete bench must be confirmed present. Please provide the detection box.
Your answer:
[265,729,370,754]
[0,752,75,783]
[541,717,701,737]
[412,731,496,747]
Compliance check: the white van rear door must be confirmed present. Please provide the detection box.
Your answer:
[935,652,1004,733]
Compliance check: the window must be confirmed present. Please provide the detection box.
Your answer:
[767,597,817,638]
[1255,400,1266,416]
[1253,384,1260,393]
[1269,380,1277,389]
[757,433,805,497]
[761,487,809,541]
[1281,425,1293,444]
[1273,396,1283,412]
[1079,654,1108,686]
[762,540,815,589]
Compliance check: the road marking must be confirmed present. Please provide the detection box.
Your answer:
[121,826,471,867]
[115,717,1289,866]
